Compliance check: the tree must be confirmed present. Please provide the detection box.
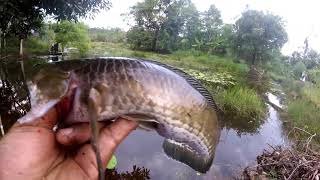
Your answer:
[54,21,90,56]
[232,10,288,65]
[180,3,202,50]
[157,0,189,51]
[126,0,194,52]
[0,0,110,55]
[293,61,307,78]
[210,24,234,55]
[127,26,153,50]
[202,5,223,45]
[89,28,126,43]
[35,0,111,21]
[0,1,43,55]
[289,38,320,70]
[127,0,171,51]
[10,9,43,56]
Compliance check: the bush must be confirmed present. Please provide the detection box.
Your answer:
[216,86,265,119]
[25,37,49,54]
[293,61,306,78]
[281,77,304,96]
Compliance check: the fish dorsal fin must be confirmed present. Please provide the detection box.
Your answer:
[140,59,218,111]
[162,139,213,173]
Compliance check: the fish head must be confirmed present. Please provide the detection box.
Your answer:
[19,65,74,124]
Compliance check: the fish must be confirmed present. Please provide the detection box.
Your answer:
[19,57,220,173]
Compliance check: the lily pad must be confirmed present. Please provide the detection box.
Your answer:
[106,155,117,169]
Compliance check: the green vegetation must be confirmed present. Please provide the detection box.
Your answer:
[302,83,320,107]
[0,0,110,55]
[287,99,320,134]
[216,86,265,119]
[232,10,287,65]
[54,21,90,56]
[24,37,49,54]
[267,39,320,139]
[3,0,319,137]
[89,28,126,43]
[2,0,320,178]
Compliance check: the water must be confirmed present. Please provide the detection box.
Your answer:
[114,93,291,179]
[0,60,291,179]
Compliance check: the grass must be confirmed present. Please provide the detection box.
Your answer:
[302,82,320,108]
[278,70,320,140]
[287,99,320,135]
[216,86,265,119]
[88,42,249,80]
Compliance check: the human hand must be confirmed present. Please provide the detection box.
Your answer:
[0,108,138,180]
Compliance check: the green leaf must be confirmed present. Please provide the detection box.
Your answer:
[106,155,117,169]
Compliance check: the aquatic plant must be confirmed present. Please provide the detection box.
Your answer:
[216,86,265,119]
[183,69,235,88]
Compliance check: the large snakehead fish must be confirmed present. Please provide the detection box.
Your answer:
[18,57,220,173]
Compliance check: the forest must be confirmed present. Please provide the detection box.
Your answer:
[0,0,320,179]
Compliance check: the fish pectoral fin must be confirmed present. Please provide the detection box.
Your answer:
[120,114,158,131]
[18,99,60,124]
[162,139,213,173]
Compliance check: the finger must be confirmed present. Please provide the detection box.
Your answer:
[56,122,108,145]
[74,119,138,179]
[98,118,138,165]
[13,108,58,130]
[56,123,91,145]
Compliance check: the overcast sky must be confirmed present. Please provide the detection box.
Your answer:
[82,0,320,55]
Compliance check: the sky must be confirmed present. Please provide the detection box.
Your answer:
[82,0,320,55]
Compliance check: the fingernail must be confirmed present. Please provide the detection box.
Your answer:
[62,128,73,136]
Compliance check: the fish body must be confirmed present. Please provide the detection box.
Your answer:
[20,57,220,173]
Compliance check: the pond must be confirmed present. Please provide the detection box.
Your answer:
[115,93,291,179]
[0,59,291,179]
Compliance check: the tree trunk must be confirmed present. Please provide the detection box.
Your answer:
[0,33,2,51]
[151,36,157,51]
[19,39,24,56]
[152,29,159,51]
[251,50,257,65]
[61,44,64,53]
[0,33,4,55]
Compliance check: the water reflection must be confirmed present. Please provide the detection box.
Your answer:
[219,114,263,135]
[0,60,30,131]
